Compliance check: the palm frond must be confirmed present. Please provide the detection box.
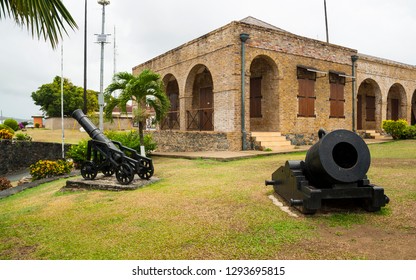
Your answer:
[0,0,78,48]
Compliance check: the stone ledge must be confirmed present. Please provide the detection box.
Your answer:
[0,171,78,199]
[63,175,160,191]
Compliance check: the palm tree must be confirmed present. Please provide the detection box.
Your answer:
[0,0,77,48]
[104,70,170,155]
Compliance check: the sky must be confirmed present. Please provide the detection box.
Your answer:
[0,0,415,120]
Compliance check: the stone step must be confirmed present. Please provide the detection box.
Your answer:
[251,131,282,137]
[373,135,393,140]
[251,135,288,142]
[251,131,294,151]
[363,130,393,140]
[260,140,292,147]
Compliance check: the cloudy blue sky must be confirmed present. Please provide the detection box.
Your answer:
[1,0,415,120]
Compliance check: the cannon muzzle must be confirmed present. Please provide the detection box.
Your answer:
[304,129,371,188]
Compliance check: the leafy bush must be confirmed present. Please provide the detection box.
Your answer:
[29,159,73,180]
[105,130,157,154]
[402,125,416,139]
[143,134,157,153]
[3,118,19,131]
[0,129,14,140]
[382,119,408,139]
[66,139,88,166]
[0,124,14,134]
[35,123,40,128]
[14,132,32,141]
[105,130,141,151]
[0,177,13,191]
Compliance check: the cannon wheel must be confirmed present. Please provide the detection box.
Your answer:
[102,163,115,177]
[138,160,154,180]
[115,163,134,185]
[81,161,97,180]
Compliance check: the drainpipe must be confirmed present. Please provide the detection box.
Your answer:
[351,55,359,132]
[240,33,250,150]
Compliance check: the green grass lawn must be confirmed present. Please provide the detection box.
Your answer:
[0,140,415,260]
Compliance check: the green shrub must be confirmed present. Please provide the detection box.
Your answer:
[143,134,157,153]
[0,124,14,134]
[0,129,13,140]
[382,119,408,139]
[105,130,157,155]
[0,177,13,191]
[29,159,73,180]
[14,132,32,141]
[3,118,19,131]
[402,125,416,139]
[66,139,88,166]
[35,123,40,128]
[105,130,141,151]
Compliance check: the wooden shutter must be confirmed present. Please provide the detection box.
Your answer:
[250,77,262,118]
[329,72,345,118]
[391,99,399,120]
[297,68,316,117]
[366,96,376,121]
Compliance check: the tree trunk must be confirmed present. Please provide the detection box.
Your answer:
[138,120,146,156]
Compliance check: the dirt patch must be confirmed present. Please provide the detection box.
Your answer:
[0,237,38,260]
[278,223,416,260]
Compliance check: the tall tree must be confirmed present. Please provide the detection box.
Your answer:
[0,0,77,48]
[31,76,98,117]
[104,70,170,155]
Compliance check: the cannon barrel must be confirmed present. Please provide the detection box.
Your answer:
[304,129,371,188]
[72,109,119,151]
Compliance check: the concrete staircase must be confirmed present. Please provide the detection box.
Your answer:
[362,130,393,140]
[251,131,294,151]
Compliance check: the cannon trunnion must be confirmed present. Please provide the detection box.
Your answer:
[266,129,389,214]
[72,109,154,185]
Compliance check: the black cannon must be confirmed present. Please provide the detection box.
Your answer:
[265,129,389,214]
[72,109,154,185]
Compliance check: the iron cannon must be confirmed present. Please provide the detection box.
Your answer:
[265,129,389,214]
[72,109,154,185]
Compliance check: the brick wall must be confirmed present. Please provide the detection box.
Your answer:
[132,19,416,151]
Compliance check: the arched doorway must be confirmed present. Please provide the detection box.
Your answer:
[387,83,407,121]
[161,74,180,130]
[249,55,279,131]
[185,64,214,131]
[357,79,381,130]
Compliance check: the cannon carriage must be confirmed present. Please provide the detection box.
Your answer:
[266,129,389,214]
[72,109,154,185]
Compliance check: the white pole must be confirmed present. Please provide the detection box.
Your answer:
[60,19,65,159]
[98,1,110,132]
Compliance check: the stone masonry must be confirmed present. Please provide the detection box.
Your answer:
[133,17,416,151]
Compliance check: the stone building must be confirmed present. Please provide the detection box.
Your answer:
[133,17,416,152]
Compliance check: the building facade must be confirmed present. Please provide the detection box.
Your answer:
[133,17,416,152]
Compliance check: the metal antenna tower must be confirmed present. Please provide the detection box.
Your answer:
[96,0,111,131]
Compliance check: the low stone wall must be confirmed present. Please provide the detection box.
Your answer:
[0,140,71,175]
[149,130,241,152]
[285,133,318,146]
